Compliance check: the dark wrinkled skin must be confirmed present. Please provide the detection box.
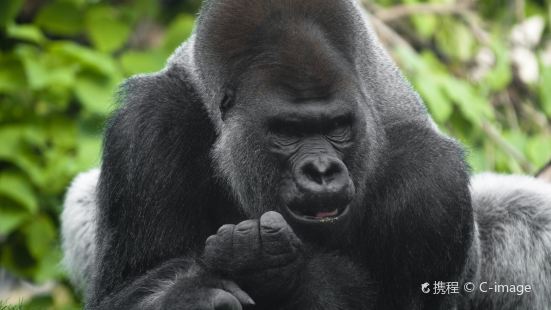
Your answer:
[203,212,304,302]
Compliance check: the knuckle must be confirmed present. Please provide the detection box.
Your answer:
[217,224,234,235]
[205,235,217,245]
[261,222,290,235]
[260,211,287,225]
[260,224,287,236]
[235,220,257,233]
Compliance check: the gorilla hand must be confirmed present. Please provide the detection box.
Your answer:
[160,274,254,310]
[203,211,304,301]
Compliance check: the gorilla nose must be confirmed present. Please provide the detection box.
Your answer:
[295,156,351,199]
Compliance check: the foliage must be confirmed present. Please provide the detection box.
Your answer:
[0,0,198,308]
[0,301,22,310]
[0,0,549,308]
[371,0,551,173]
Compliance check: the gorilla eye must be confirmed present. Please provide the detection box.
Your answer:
[274,135,301,147]
[327,118,352,141]
[328,126,350,141]
[220,90,235,118]
[268,120,303,148]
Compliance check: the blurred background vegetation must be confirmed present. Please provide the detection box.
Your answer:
[0,0,550,308]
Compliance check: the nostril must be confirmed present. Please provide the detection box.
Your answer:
[324,162,341,180]
[302,162,324,184]
[301,158,343,185]
[291,157,354,213]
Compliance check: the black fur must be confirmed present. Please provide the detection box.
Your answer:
[89,1,474,309]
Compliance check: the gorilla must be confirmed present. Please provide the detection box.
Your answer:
[60,0,551,309]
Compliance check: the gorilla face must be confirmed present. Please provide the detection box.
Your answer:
[212,22,377,232]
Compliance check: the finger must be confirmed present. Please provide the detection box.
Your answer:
[204,226,235,267]
[216,225,235,251]
[219,280,255,306]
[204,235,230,259]
[232,219,260,267]
[210,289,243,310]
[205,235,217,248]
[218,224,235,235]
[206,224,235,252]
[259,211,295,255]
[204,239,221,267]
[260,211,287,228]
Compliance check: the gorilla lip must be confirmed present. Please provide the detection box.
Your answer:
[315,209,339,218]
[286,204,350,223]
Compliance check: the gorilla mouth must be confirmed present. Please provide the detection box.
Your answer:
[286,204,350,223]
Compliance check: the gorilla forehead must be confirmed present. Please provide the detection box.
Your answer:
[250,32,354,97]
[197,0,357,50]
[195,0,358,85]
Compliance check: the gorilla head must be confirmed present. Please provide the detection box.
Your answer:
[196,0,382,235]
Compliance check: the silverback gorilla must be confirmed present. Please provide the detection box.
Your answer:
[61,0,551,309]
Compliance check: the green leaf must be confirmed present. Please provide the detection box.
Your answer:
[0,0,23,28]
[467,148,488,172]
[163,14,195,53]
[85,6,132,53]
[0,54,27,93]
[0,171,38,213]
[527,135,551,168]
[7,24,46,44]
[126,0,160,19]
[15,45,49,90]
[44,116,78,149]
[483,41,512,91]
[540,67,551,118]
[502,130,527,152]
[435,20,476,62]
[74,72,116,115]
[453,24,476,62]
[32,246,63,283]
[21,215,56,260]
[35,2,83,36]
[0,208,29,235]
[14,45,78,92]
[411,15,437,39]
[50,42,121,77]
[120,50,166,75]
[441,77,494,125]
[415,76,453,123]
[45,65,79,91]
[37,153,73,195]
[394,47,426,73]
[75,134,102,170]
[0,126,48,188]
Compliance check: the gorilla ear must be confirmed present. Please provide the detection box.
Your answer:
[220,89,235,120]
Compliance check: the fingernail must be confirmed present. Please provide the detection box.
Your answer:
[246,297,255,305]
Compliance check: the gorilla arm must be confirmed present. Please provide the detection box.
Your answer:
[469,173,551,310]
[365,120,475,309]
[84,67,256,310]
